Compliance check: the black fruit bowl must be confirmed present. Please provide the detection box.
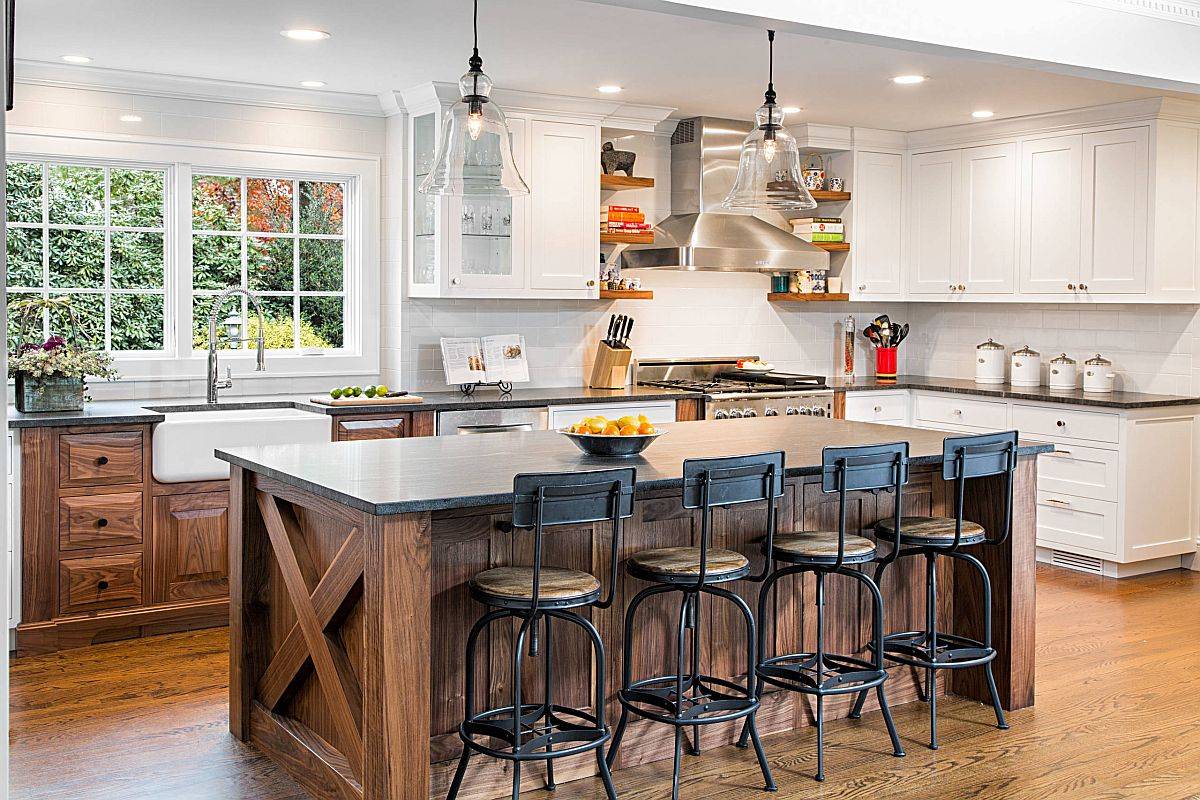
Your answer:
[558,428,666,457]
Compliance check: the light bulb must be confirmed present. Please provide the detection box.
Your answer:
[762,137,777,162]
[467,110,484,141]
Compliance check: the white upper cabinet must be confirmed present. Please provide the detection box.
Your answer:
[1020,134,1083,295]
[1080,127,1148,294]
[851,150,904,298]
[961,143,1018,294]
[528,120,600,295]
[908,149,961,294]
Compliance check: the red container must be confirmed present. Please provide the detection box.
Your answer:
[875,346,898,378]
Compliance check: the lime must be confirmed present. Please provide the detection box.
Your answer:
[352,386,362,397]
[330,388,343,399]
[342,386,354,397]
[376,384,390,395]
[365,386,377,398]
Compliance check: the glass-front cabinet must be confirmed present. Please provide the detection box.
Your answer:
[404,83,599,299]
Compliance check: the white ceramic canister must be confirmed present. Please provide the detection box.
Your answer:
[975,338,1006,384]
[1010,345,1041,387]
[1048,353,1077,390]
[1083,354,1115,393]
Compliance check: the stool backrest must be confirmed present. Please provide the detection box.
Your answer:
[511,468,636,608]
[943,431,1019,547]
[822,442,909,569]
[682,452,785,587]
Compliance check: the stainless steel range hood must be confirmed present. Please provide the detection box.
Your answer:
[611,117,829,273]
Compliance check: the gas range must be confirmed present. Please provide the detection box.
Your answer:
[635,356,835,421]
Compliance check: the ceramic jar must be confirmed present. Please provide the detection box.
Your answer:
[975,338,1006,384]
[1010,345,1041,387]
[1083,354,1115,393]
[1048,353,1077,390]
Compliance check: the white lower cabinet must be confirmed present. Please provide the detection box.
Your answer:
[843,391,910,425]
[1036,491,1119,554]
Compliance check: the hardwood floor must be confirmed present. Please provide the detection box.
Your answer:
[11,565,1200,800]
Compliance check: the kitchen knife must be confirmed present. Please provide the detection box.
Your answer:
[605,314,618,346]
[621,317,634,346]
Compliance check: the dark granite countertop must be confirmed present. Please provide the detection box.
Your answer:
[7,401,167,428]
[216,415,1052,516]
[829,375,1200,409]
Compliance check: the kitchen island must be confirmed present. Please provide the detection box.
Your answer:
[217,416,1049,800]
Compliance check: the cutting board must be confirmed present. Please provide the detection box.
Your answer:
[309,394,425,407]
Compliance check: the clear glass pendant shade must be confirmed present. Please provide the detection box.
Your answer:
[418,67,530,196]
[723,101,816,211]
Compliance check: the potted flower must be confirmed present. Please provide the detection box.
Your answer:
[8,297,119,413]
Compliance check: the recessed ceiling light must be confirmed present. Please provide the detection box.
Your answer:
[781,106,801,114]
[972,109,995,119]
[60,54,92,64]
[300,80,327,89]
[596,85,623,94]
[118,114,143,123]
[280,29,331,41]
[892,74,926,85]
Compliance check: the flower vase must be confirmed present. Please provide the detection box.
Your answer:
[14,374,85,413]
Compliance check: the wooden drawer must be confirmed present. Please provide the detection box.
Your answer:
[59,431,144,488]
[1012,403,1119,445]
[1036,491,1118,555]
[335,415,408,441]
[1037,445,1119,502]
[59,553,143,615]
[913,393,1008,431]
[59,491,144,550]
[844,391,909,424]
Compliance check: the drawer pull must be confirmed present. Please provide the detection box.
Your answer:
[96,455,110,466]
[952,409,963,416]
[1050,450,1072,456]
[873,405,882,413]
[1056,420,1066,427]
[97,580,109,591]
[96,518,108,528]
[1045,498,1072,506]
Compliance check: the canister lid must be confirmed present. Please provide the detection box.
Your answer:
[976,338,1005,350]
[1012,345,1040,357]
[1084,353,1111,366]
[1049,353,1076,365]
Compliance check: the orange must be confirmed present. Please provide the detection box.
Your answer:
[637,422,656,435]
[602,422,621,436]
[619,424,639,436]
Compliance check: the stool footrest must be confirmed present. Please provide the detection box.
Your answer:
[757,652,887,695]
[617,673,756,726]
[879,630,995,669]
[461,703,608,761]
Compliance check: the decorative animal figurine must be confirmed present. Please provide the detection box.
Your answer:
[600,141,636,176]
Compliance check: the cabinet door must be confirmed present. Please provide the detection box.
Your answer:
[334,414,409,441]
[908,150,961,294]
[529,119,600,294]
[409,111,443,297]
[961,143,1018,293]
[1081,127,1149,294]
[1020,135,1082,294]
[446,116,529,294]
[152,491,229,602]
[851,151,903,297]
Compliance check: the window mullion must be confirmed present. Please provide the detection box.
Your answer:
[293,178,300,351]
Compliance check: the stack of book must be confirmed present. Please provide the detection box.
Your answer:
[601,205,651,235]
[791,217,844,242]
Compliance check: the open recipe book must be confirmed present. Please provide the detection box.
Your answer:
[440,334,531,386]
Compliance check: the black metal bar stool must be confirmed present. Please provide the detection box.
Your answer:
[606,452,782,800]
[850,430,1018,750]
[735,442,908,782]
[445,467,636,800]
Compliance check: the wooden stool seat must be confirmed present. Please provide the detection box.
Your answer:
[876,516,986,545]
[627,546,749,582]
[772,531,877,564]
[470,566,601,605]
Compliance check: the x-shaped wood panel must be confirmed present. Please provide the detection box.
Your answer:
[257,491,365,778]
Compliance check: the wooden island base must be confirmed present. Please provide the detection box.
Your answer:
[228,457,1036,800]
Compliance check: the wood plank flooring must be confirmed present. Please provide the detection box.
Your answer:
[11,565,1200,800]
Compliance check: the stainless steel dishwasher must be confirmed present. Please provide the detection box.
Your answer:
[436,407,549,435]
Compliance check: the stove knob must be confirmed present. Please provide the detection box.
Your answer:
[714,410,729,420]
[799,407,813,416]
[728,409,744,419]
[743,408,758,418]
[785,406,800,416]
[763,407,779,417]
[811,406,827,417]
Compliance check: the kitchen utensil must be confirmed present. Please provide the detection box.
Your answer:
[975,338,1006,384]
[1010,345,1041,387]
[559,427,665,457]
[1048,353,1077,390]
[619,316,634,346]
[1083,354,1115,393]
[605,314,618,346]
[893,323,910,347]
[873,314,890,330]
[801,153,826,191]
[862,325,882,346]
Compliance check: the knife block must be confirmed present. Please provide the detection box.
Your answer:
[589,342,633,389]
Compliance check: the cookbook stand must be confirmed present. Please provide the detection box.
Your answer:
[458,381,513,397]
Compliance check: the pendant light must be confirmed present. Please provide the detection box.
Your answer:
[418,0,529,196]
[723,30,816,211]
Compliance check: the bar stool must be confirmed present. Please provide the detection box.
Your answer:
[850,430,1018,751]
[606,453,783,800]
[445,467,636,800]
[736,442,908,782]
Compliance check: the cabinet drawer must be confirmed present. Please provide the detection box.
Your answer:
[59,431,144,488]
[335,415,408,441]
[1012,404,1118,445]
[844,392,909,424]
[1036,492,1117,555]
[913,393,1007,431]
[59,491,144,550]
[1037,445,1119,502]
[59,553,143,615]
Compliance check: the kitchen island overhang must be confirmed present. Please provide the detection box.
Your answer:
[218,417,1049,800]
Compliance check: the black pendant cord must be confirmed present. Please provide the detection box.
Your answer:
[764,29,776,106]
[467,0,485,102]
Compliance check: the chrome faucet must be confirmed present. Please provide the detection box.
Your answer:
[206,287,266,403]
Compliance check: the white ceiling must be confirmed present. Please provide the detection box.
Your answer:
[14,0,1196,129]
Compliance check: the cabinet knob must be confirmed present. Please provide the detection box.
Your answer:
[96,456,109,466]
[1056,420,1066,427]
[1067,283,1076,291]
[586,280,596,287]
[1079,284,1088,291]
[952,408,963,416]
[858,284,866,291]
[873,405,882,413]
[949,284,956,291]
[96,518,108,528]
[450,277,461,286]
[957,284,966,291]
[97,580,109,591]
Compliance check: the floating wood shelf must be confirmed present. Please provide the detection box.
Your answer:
[812,241,850,252]
[768,292,851,302]
[600,174,655,190]
[600,289,653,300]
[601,232,654,245]
[810,190,851,202]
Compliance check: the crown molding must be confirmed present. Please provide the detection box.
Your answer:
[14,60,385,117]
[1071,0,1200,25]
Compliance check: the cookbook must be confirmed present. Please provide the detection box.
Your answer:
[440,334,530,386]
